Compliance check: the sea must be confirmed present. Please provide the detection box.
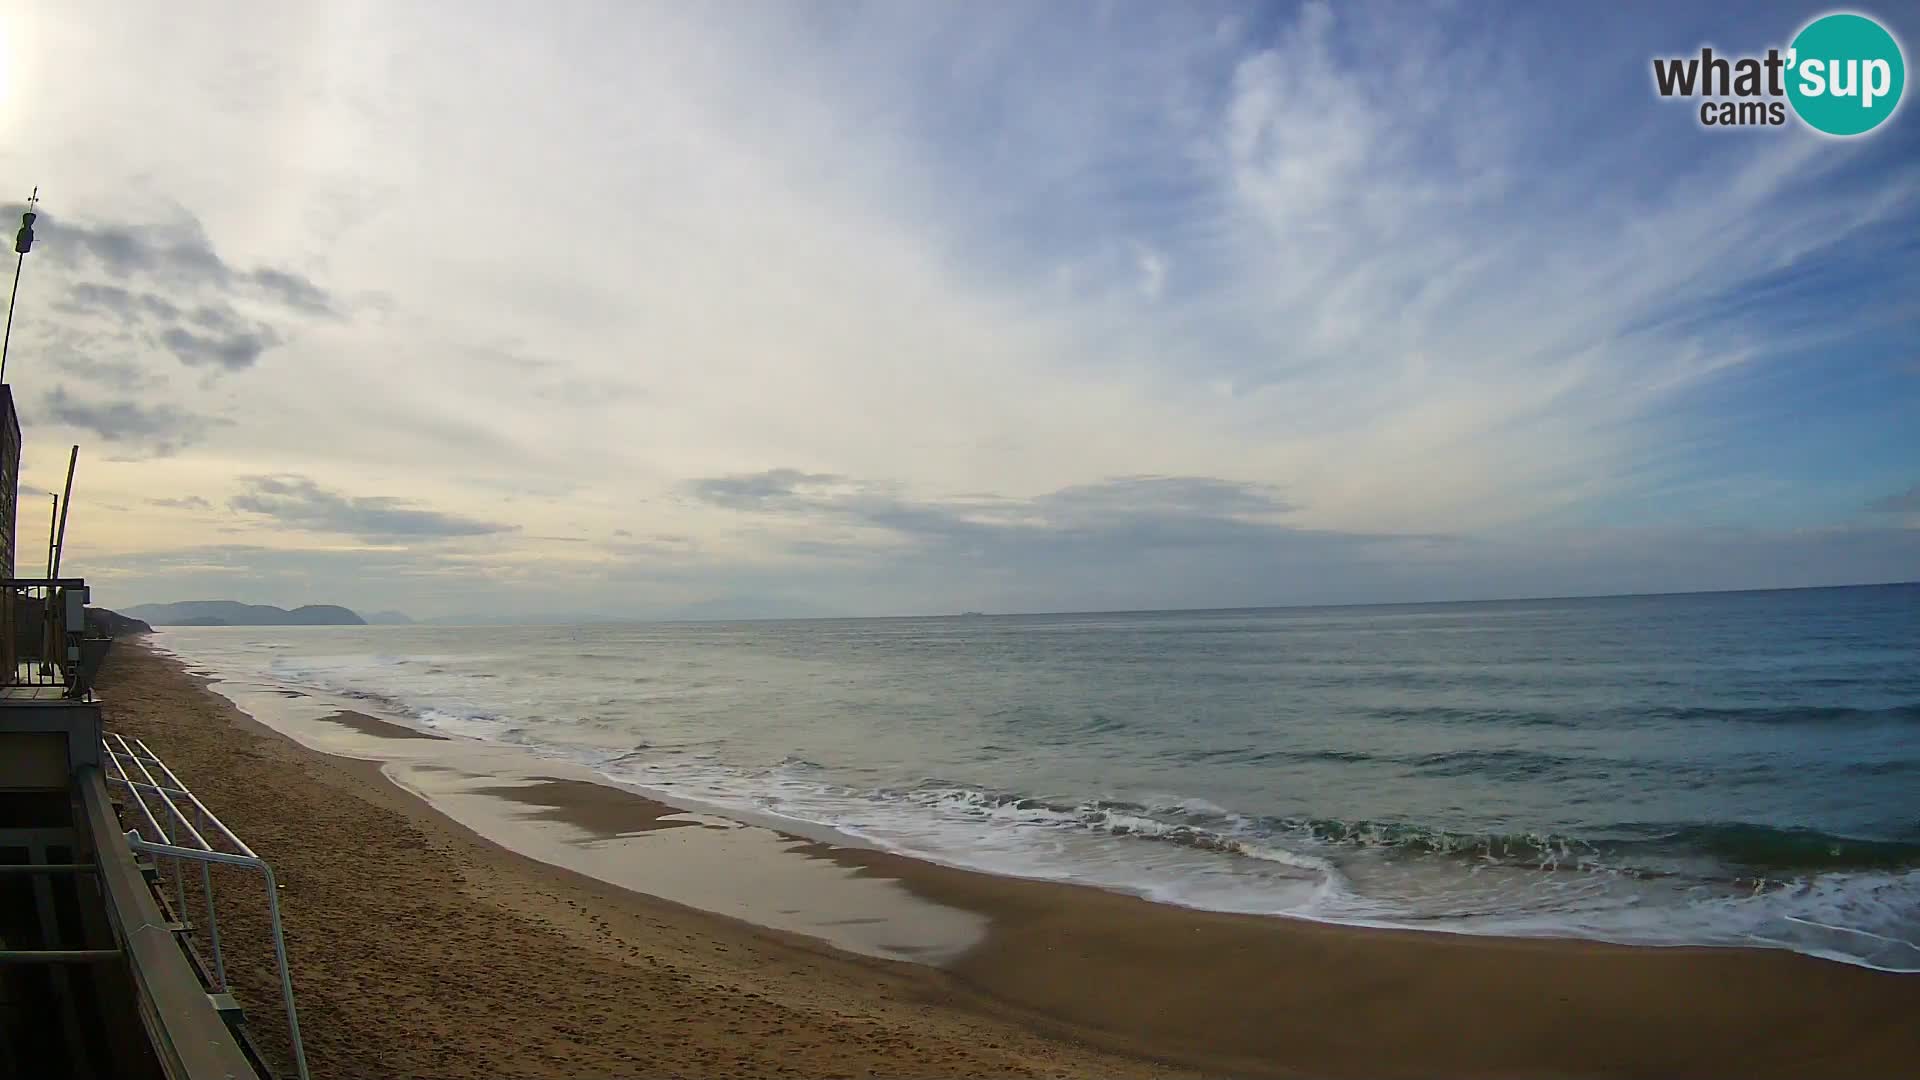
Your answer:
[153,583,1920,971]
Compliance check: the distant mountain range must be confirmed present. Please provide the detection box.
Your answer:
[122,600,371,627]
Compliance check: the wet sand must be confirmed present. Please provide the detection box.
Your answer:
[99,640,1920,1079]
[316,708,448,740]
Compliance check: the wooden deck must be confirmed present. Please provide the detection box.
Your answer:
[0,683,82,702]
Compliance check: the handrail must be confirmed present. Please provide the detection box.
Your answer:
[77,769,260,1080]
[103,732,309,1080]
[123,834,307,1080]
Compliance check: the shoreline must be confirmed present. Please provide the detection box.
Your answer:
[108,639,1920,1078]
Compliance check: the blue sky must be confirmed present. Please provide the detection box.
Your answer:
[0,1,1914,618]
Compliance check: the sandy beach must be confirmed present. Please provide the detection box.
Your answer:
[97,639,1920,1079]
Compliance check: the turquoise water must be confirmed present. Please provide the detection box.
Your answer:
[158,583,1920,969]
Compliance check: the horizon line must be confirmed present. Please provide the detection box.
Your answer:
[124,579,1918,628]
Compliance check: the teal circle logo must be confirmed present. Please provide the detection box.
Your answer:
[1787,13,1905,136]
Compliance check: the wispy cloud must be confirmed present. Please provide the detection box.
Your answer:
[688,469,847,511]
[40,384,228,457]
[228,475,516,541]
[13,0,1917,617]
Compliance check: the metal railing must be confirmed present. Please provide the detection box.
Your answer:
[0,576,98,698]
[102,732,309,1080]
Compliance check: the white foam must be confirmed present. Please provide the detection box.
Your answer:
[152,629,1920,972]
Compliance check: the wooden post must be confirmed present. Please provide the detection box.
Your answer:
[51,446,76,579]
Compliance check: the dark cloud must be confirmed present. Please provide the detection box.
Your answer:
[1866,484,1920,514]
[249,268,335,315]
[23,340,154,389]
[689,468,844,510]
[15,208,332,306]
[40,384,227,457]
[188,304,242,331]
[60,282,182,324]
[5,204,338,374]
[160,324,281,370]
[229,474,516,540]
[53,218,228,283]
[148,495,213,511]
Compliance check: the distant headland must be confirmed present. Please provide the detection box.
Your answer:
[120,600,395,627]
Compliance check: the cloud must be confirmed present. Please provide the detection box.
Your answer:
[148,495,213,511]
[159,324,281,370]
[690,470,1336,562]
[7,204,337,375]
[249,268,336,316]
[228,474,516,540]
[40,384,227,457]
[14,338,155,389]
[688,469,846,510]
[1867,485,1920,514]
[60,283,182,324]
[49,217,228,283]
[18,208,333,307]
[14,3,1919,618]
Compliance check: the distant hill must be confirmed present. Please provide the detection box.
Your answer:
[365,610,414,625]
[123,600,367,627]
[85,608,153,636]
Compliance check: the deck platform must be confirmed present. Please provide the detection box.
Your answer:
[0,608,267,1076]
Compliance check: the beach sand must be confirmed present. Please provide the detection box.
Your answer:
[98,641,1920,1079]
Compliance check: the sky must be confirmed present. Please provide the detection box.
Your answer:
[0,1,1914,620]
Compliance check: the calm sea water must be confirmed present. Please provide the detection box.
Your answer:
[156,584,1920,970]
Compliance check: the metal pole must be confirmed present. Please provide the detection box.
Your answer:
[200,857,226,991]
[40,495,55,676]
[0,250,23,386]
[126,834,310,1080]
[50,445,76,579]
[1,188,38,387]
[258,862,309,1080]
[192,800,227,991]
